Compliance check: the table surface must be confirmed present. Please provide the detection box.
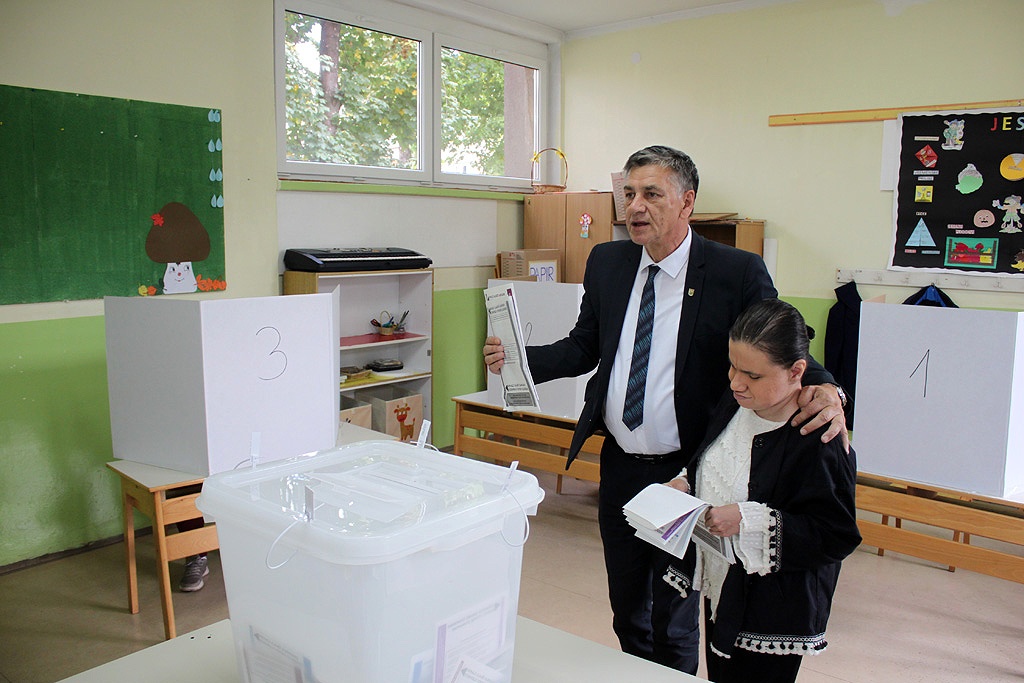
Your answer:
[454,390,580,424]
[57,618,702,682]
[106,423,398,490]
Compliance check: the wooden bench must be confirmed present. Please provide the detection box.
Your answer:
[856,473,1024,583]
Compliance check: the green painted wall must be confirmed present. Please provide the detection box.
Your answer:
[0,287,495,566]
[0,286,841,567]
[782,296,833,365]
[431,288,489,450]
[0,317,120,567]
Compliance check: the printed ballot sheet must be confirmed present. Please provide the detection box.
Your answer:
[623,484,735,563]
[484,285,541,411]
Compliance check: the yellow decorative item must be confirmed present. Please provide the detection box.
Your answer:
[531,147,568,193]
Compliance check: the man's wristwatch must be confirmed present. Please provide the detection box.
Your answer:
[830,383,848,408]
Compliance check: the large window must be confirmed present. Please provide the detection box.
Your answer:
[276,1,548,190]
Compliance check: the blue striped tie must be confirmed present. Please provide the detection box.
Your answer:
[623,265,659,431]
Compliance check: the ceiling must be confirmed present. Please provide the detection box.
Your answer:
[400,0,798,39]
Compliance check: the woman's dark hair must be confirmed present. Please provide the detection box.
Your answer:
[623,145,699,198]
[729,298,810,368]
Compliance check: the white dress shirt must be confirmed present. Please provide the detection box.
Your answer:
[604,231,691,454]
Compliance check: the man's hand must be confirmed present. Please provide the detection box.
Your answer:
[792,384,850,452]
[483,336,505,375]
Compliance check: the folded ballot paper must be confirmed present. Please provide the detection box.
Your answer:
[623,484,735,563]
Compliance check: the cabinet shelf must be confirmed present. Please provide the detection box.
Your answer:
[283,267,433,440]
[340,332,429,350]
[340,370,432,391]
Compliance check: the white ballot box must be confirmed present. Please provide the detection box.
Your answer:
[854,301,1024,500]
[486,279,592,419]
[105,293,339,475]
[197,441,544,683]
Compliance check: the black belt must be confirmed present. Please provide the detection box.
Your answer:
[624,450,682,464]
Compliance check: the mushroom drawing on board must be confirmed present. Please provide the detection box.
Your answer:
[146,202,211,294]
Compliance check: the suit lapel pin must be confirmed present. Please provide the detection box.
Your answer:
[688,288,695,296]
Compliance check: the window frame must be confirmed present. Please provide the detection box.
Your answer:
[274,0,550,192]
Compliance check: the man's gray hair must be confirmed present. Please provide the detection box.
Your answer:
[623,145,699,197]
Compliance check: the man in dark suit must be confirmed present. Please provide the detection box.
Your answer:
[483,145,847,675]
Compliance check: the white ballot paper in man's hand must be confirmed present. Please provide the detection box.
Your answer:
[484,284,541,412]
[623,484,735,563]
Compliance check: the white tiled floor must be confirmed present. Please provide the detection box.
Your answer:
[1,469,1022,682]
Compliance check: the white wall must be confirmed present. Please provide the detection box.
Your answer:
[0,0,279,322]
[559,0,1024,310]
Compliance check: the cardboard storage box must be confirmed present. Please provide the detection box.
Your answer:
[339,395,372,429]
[499,249,560,282]
[359,385,423,442]
[197,441,544,683]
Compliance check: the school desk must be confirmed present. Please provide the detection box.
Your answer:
[105,423,396,640]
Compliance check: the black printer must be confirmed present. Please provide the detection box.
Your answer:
[284,247,432,272]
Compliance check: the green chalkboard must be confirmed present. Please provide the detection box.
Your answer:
[0,84,226,304]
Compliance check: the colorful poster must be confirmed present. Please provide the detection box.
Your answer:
[891,111,1024,276]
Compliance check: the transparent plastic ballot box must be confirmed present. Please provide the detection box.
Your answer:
[197,440,544,683]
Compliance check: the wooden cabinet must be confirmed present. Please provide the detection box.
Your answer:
[524,192,616,284]
[690,216,764,256]
[282,268,433,425]
[525,193,764,283]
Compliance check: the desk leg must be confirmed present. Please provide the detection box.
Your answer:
[122,492,139,614]
[151,491,177,640]
[453,402,464,455]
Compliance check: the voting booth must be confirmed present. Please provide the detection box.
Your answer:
[854,302,1024,500]
[197,440,544,683]
[486,279,591,419]
[105,293,339,476]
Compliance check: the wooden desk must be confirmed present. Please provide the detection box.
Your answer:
[453,391,602,488]
[57,617,704,682]
[105,423,398,640]
[106,460,218,641]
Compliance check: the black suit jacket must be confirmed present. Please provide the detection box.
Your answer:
[527,233,832,467]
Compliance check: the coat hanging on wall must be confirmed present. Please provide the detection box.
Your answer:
[824,281,861,428]
[902,284,958,307]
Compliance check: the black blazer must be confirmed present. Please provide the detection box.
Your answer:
[526,233,835,466]
[682,394,861,656]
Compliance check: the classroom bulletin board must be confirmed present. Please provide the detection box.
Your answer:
[891,110,1024,276]
[0,84,226,305]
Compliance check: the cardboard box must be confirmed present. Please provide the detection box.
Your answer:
[359,385,424,442]
[499,249,560,282]
[339,395,372,429]
[104,293,340,476]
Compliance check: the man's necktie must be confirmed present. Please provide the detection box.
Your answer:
[623,265,659,431]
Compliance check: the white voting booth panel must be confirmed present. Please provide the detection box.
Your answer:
[105,293,340,476]
[854,302,1024,500]
[487,279,591,419]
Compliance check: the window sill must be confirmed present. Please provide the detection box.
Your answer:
[278,179,525,202]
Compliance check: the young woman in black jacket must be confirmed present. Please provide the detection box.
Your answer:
[667,298,861,683]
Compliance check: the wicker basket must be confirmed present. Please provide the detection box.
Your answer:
[531,148,568,193]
